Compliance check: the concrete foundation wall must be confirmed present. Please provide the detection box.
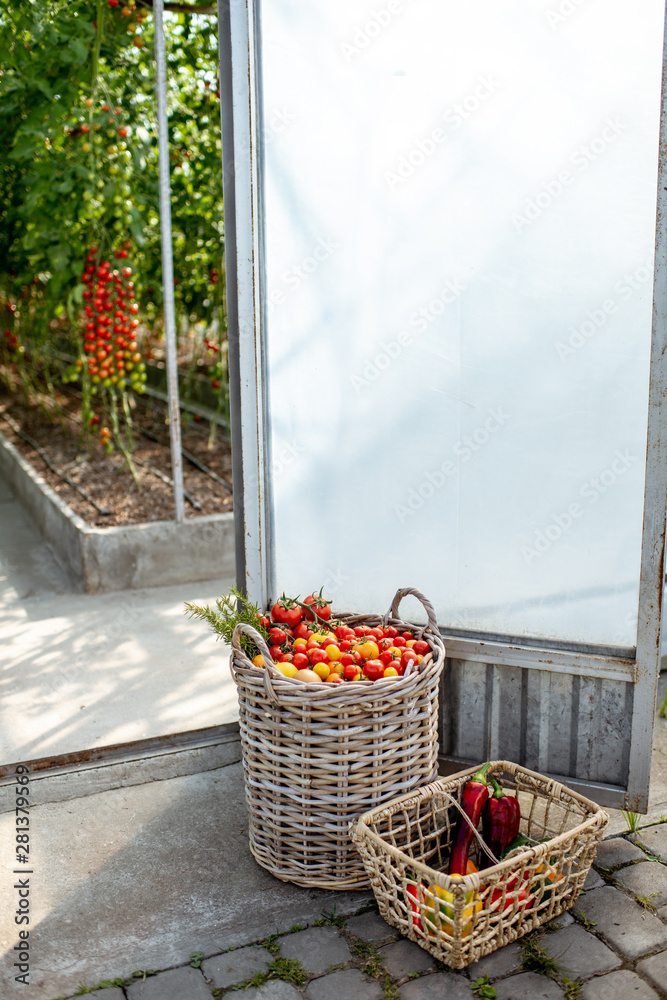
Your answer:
[0,430,235,593]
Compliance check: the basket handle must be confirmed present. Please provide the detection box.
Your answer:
[385,587,439,636]
[230,622,283,705]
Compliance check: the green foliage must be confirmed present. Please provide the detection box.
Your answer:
[0,0,225,381]
[621,811,642,833]
[519,933,559,979]
[470,975,496,998]
[237,957,307,990]
[184,586,269,656]
[190,950,204,968]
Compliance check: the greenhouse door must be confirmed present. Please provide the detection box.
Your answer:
[218,0,667,810]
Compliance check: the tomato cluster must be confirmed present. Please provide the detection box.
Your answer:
[252,593,430,685]
[80,248,146,391]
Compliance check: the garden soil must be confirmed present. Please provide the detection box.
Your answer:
[0,384,233,527]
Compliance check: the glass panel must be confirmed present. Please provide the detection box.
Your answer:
[259,0,664,646]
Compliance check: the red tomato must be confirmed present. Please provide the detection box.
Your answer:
[268,627,287,645]
[339,640,352,651]
[401,649,418,667]
[343,664,360,680]
[401,631,414,640]
[326,673,343,684]
[367,627,384,640]
[379,650,394,666]
[292,652,309,669]
[294,622,313,641]
[319,638,339,650]
[413,640,430,656]
[352,650,363,664]
[269,645,283,660]
[388,659,403,675]
[308,649,328,665]
[280,653,294,663]
[354,626,369,636]
[306,639,321,650]
[302,592,332,621]
[340,653,355,667]
[271,600,302,627]
[363,659,385,681]
[393,637,406,648]
[386,626,399,638]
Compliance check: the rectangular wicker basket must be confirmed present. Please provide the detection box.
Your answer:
[230,587,446,890]
[350,760,609,968]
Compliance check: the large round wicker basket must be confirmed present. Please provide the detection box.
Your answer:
[230,587,446,889]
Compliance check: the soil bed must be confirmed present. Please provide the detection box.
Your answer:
[0,384,233,528]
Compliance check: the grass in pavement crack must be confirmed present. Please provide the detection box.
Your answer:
[234,957,307,991]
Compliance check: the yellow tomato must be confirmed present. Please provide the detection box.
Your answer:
[383,666,399,677]
[313,661,331,680]
[252,654,265,668]
[354,641,379,660]
[405,639,416,647]
[311,632,336,643]
[277,662,298,678]
[325,644,342,661]
[388,646,402,658]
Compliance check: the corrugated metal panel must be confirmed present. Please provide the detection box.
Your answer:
[439,659,632,790]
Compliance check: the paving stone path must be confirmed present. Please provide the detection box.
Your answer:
[63,827,667,1000]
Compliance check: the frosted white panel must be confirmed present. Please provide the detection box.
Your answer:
[259,0,664,646]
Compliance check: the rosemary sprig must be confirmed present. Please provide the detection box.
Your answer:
[184,586,268,657]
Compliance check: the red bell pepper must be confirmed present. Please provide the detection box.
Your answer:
[448,762,492,875]
[405,875,422,930]
[480,778,521,869]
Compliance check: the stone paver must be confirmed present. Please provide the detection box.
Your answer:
[202,943,273,988]
[398,971,471,999]
[278,925,352,975]
[613,860,667,908]
[580,969,660,999]
[631,824,667,861]
[241,982,303,1000]
[549,911,575,929]
[637,951,667,993]
[541,923,620,978]
[467,941,522,981]
[572,886,667,959]
[378,939,435,978]
[594,837,646,869]
[583,868,605,891]
[126,966,212,1000]
[305,968,383,1000]
[346,911,397,942]
[78,991,125,1000]
[493,971,564,999]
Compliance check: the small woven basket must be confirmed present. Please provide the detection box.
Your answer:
[230,587,446,890]
[350,761,608,968]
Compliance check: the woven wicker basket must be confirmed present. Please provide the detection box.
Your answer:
[350,761,608,967]
[230,587,446,890]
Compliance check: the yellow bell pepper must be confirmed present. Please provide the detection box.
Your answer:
[422,874,482,938]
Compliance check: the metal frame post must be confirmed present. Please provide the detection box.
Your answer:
[153,0,185,523]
